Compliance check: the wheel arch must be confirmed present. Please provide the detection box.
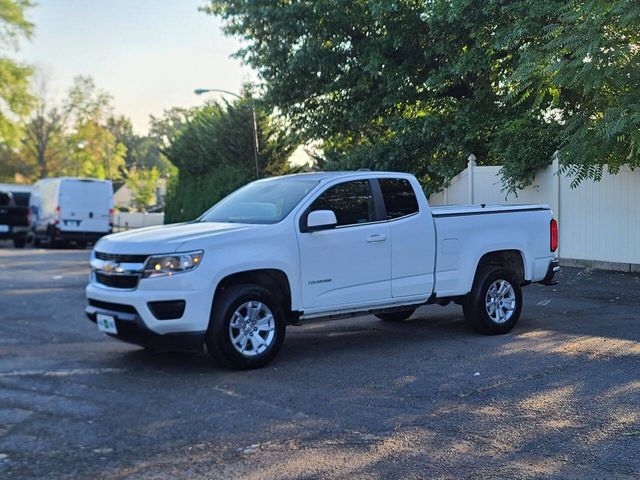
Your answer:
[212,268,293,316]
[473,249,527,286]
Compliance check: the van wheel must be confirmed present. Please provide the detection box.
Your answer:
[206,284,286,370]
[375,308,416,322]
[463,268,522,334]
[13,237,26,248]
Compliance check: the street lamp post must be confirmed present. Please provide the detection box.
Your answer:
[194,88,260,180]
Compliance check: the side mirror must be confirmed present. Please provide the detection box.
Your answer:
[305,210,337,232]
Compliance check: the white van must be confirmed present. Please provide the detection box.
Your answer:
[31,177,113,247]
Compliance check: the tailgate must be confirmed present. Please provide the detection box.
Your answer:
[0,206,30,227]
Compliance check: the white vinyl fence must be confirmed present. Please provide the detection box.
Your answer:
[113,212,165,232]
[429,157,640,270]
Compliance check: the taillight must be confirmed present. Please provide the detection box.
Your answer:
[54,206,61,225]
[109,208,114,227]
[550,218,558,252]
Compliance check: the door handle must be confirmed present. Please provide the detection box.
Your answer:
[366,234,387,243]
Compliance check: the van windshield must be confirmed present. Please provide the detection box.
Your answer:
[199,177,319,225]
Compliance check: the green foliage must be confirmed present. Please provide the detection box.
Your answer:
[0,0,34,148]
[162,96,297,223]
[0,0,33,46]
[164,164,247,223]
[502,0,640,186]
[124,166,160,211]
[205,0,639,193]
[20,75,127,180]
[7,72,173,186]
[108,115,173,175]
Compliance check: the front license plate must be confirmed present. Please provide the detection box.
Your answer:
[97,313,117,334]
[0,225,9,233]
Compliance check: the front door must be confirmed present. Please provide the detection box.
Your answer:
[297,179,392,310]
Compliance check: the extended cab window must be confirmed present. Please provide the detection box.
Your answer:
[310,180,375,226]
[379,178,419,219]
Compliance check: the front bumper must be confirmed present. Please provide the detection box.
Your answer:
[85,269,213,349]
[85,303,204,351]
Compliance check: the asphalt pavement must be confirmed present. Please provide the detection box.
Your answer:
[0,244,639,479]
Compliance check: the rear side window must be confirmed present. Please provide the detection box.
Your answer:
[0,192,11,206]
[310,180,375,226]
[379,178,419,219]
[12,192,30,206]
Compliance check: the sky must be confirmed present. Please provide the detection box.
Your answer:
[17,0,250,134]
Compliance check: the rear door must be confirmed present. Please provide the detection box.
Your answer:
[378,178,436,298]
[59,180,112,233]
[83,181,112,233]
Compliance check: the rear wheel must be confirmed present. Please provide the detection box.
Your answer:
[375,308,416,322]
[206,284,286,370]
[463,268,522,334]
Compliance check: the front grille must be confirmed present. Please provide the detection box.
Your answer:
[95,272,139,289]
[95,251,148,263]
[88,299,138,314]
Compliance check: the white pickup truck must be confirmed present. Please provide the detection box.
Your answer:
[86,171,559,369]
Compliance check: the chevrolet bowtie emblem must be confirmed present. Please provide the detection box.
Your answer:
[101,261,117,273]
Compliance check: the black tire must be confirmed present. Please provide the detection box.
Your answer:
[375,308,416,322]
[32,232,42,248]
[13,237,26,248]
[206,284,286,370]
[463,268,522,335]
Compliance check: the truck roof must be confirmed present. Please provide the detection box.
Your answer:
[274,171,415,182]
[34,177,112,185]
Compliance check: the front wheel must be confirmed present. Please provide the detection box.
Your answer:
[206,284,286,370]
[463,268,522,334]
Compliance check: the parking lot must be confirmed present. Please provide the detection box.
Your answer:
[0,245,639,479]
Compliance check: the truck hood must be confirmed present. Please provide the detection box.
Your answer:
[94,221,257,255]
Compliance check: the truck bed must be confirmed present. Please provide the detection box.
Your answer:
[431,204,550,217]
[431,203,554,297]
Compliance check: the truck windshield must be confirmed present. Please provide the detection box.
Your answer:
[199,177,319,224]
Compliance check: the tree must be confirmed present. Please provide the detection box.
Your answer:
[149,107,195,152]
[500,0,640,185]
[21,74,69,178]
[0,143,23,181]
[162,97,296,222]
[18,75,129,180]
[108,115,173,175]
[65,76,126,179]
[0,0,34,148]
[204,0,638,193]
[124,166,160,211]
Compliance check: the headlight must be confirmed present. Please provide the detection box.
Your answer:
[143,251,203,278]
